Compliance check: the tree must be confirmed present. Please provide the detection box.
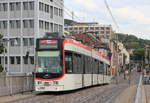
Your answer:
[0,34,4,73]
[133,48,144,60]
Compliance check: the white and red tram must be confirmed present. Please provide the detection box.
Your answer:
[35,36,112,91]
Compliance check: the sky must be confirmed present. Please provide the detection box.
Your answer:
[64,0,150,39]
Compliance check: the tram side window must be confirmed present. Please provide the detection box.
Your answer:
[93,60,98,74]
[104,64,107,75]
[85,56,92,74]
[65,53,73,73]
[99,62,104,74]
[73,54,83,74]
[95,60,99,74]
[84,56,88,74]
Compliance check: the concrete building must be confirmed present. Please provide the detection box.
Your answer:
[64,22,113,40]
[0,0,64,75]
[144,45,150,70]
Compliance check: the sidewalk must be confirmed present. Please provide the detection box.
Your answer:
[0,93,34,103]
[143,85,150,103]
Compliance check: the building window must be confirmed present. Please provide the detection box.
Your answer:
[101,27,104,30]
[59,9,63,17]
[45,4,49,13]
[5,57,7,64]
[23,57,28,64]
[45,22,49,30]
[50,23,53,32]
[30,56,34,64]
[0,4,2,11]
[0,57,1,64]
[54,7,58,16]
[39,2,44,11]
[16,38,21,46]
[29,38,34,46]
[16,57,21,64]
[3,21,7,29]
[23,2,28,10]
[39,20,44,29]
[23,20,34,28]
[10,21,15,29]
[16,20,21,28]
[0,21,1,29]
[23,20,28,28]
[23,38,28,46]
[90,27,94,30]
[3,3,8,11]
[10,57,15,64]
[29,2,34,10]
[16,2,21,10]
[50,6,53,18]
[59,25,63,32]
[10,38,15,46]
[79,27,82,30]
[54,24,58,32]
[29,20,34,28]
[10,3,15,11]
[96,27,99,30]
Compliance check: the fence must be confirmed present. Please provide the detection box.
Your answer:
[0,75,34,97]
[135,75,142,103]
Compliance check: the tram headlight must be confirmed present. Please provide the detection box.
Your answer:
[53,81,58,85]
[37,81,42,85]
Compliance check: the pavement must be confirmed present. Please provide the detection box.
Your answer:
[0,93,34,103]
[114,85,137,103]
[143,85,150,103]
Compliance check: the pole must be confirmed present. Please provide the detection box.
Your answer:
[72,11,74,21]
[3,45,5,72]
[116,33,119,84]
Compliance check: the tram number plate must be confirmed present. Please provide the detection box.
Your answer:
[44,82,51,86]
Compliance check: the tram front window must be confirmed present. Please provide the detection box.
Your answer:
[37,51,62,73]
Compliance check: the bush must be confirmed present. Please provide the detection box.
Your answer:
[0,65,3,72]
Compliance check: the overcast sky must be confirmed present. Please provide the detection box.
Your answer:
[64,0,150,39]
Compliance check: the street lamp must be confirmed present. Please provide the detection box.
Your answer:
[2,38,18,74]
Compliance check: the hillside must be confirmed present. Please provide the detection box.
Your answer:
[64,19,77,26]
[116,33,150,60]
[116,33,150,49]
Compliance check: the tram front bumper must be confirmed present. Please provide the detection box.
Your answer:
[35,85,64,91]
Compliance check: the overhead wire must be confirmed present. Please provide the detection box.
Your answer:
[103,0,120,32]
[53,0,82,21]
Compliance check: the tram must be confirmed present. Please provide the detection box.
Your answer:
[35,33,112,91]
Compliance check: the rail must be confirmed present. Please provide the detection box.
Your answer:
[135,75,142,103]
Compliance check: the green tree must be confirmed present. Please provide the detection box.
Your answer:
[0,34,4,72]
[133,48,144,60]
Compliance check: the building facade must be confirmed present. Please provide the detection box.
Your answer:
[64,22,113,39]
[0,0,64,75]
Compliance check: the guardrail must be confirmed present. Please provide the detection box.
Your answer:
[135,75,142,103]
[0,76,34,97]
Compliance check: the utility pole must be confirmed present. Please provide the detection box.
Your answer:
[116,33,120,84]
[72,11,74,21]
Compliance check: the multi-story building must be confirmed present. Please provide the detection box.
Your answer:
[0,0,64,75]
[144,45,150,70]
[64,22,113,39]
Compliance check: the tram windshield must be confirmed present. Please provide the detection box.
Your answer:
[36,51,63,73]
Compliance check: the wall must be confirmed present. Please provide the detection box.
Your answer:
[0,75,34,96]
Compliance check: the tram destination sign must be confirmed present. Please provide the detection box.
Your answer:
[39,40,58,49]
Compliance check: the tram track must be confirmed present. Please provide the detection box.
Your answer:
[2,71,140,103]
[73,84,128,103]
[5,92,55,103]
